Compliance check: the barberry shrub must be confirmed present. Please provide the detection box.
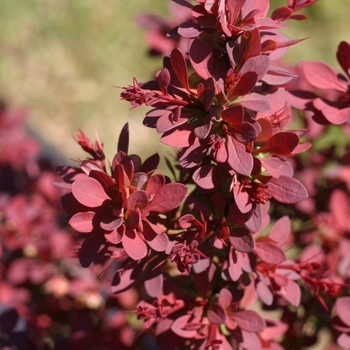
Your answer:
[58,0,350,348]
[2,0,350,349]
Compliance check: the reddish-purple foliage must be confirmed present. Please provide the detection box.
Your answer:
[3,0,350,349]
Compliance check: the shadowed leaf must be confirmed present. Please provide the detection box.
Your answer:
[254,132,299,156]
[232,310,266,332]
[79,234,108,267]
[122,229,148,260]
[111,261,144,294]
[69,211,97,233]
[255,241,286,264]
[189,38,214,80]
[170,48,190,91]
[207,304,227,325]
[145,183,188,213]
[118,123,129,154]
[145,270,163,298]
[337,41,350,78]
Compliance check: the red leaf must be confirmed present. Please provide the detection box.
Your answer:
[336,297,350,327]
[240,329,262,349]
[268,216,291,246]
[239,93,271,112]
[227,136,253,176]
[229,72,258,99]
[170,48,190,91]
[156,108,187,133]
[255,242,286,264]
[122,229,148,260]
[189,38,213,80]
[178,22,202,37]
[146,174,165,196]
[231,122,258,143]
[111,261,144,294]
[313,97,350,125]
[140,153,160,174]
[144,270,163,298]
[171,315,197,338]
[271,6,293,22]
[207,304,227,325]
[228,249,243,282]
[144,183,188,213]
[337,41,350,79]
[125,190,149,210]
[100,217,123,231]
[268,175,308,203]
[244,203,265,233]
[232,310,266,332]
[279,279,301,307]
[69,211,96,233]
[256,280,273,306]
[260,157,293,178]
[194,118,212,139]
[79,234,108,267]
[119,155,134,182]
[130,173,148,190]
[104,225,124,244]
[239,55,271,81]
[89,170,115,193]
[80,160,104,175]
[234,182,253,214]
[143,223,169,252]
[303,61,348,92]
[156,68,171,94]
[222,106,244,125]
[338,332,350,348]
[229,229,255,253]
[192,164,221,189]
[178,214,196,229]
[125,209,140,230]
[219,288,232,308]
[72,177,110,208]
[179,138,207,168]
[160,124,193,148]
[118,123,129,154]
[330,189,350,232]
[254,132,299,156]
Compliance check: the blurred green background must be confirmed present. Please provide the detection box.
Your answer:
[0,0,349,162]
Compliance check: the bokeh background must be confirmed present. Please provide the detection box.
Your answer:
[0,0,349,163]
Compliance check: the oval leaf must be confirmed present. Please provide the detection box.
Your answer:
[79,234,108,268]
[207,304,227,325]
[227,136,253,176]
[255,241,286,265]
[232,310,266,332]
[126,190,149,210]
[144,270,163,298]
[72,177,110,208]
[303,60,347,92]
[268,175,308,204]
[336,297,350,327]
[144,183,188,213]
[254,132,299,156]
[122,229,148,260]
[69,211,96,233]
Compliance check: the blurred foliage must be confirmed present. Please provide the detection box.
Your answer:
[0,0,349,161]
